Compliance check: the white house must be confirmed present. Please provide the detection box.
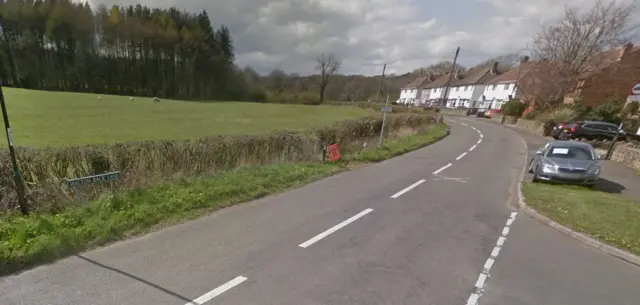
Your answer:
[443,62,501,109]
[398,76,430,105]
[480,56,530,109]
[424,74,453,106]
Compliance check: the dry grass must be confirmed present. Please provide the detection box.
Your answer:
[0,114,438,213]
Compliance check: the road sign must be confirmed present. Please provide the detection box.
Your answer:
[67,171,121,187]
[381,106,393,113]
[632,82,640,95]
[628,95,640,102]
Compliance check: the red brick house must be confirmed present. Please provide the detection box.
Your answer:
[563,43,640,107]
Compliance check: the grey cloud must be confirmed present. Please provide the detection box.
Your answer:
[83,0,617,75]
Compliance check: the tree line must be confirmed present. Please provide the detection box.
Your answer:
[0,0,253,101]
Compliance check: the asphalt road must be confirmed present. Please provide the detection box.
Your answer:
[1,117,639,305]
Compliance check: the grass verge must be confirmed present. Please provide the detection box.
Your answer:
[523,182,640,256]
[349,123,448,162]
[0,123,448,275]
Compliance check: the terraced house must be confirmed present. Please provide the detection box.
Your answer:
[397,76,431,105]
[444,62,501,109]
[481,57,530,109]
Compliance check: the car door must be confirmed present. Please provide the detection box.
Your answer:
[579,123,598,138]
[531,142,550,170]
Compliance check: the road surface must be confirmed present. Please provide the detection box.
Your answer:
[1,117,639,305]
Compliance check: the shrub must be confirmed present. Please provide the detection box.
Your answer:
[501,100,527,117]
[523,109,539,120]
[584,97,624,123]
[539,108,578,136]
[0,114,437,213]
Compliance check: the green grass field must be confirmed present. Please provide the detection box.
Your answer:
[0,88,375,147]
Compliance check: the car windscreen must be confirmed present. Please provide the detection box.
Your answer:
[546,146,594,160]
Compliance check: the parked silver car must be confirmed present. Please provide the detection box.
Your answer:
[528,140,603,187]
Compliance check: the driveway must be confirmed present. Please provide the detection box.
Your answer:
[1,118,639,305]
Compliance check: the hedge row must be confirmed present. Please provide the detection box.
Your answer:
[0,114,438,213]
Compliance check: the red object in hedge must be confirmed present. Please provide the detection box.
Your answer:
[327,144,341,162]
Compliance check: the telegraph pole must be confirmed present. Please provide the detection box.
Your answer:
[0,85,28,215]
[375,63,387,103]
[440,47,460,109]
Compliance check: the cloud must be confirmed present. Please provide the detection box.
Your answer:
[78,0,639,75]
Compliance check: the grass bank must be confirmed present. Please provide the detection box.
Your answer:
[1,88,374,147]
[0,123,448,275]
[350,124,449,162]
[523,182,640,256]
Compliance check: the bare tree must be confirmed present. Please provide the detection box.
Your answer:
[528,0,639,108]
[412,60,466,77]
[315,53,341,104]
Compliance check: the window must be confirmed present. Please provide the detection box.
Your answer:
[492,84,497,90]
[546,146,595,160]
[454,87,458,91]
[465,86,469,91]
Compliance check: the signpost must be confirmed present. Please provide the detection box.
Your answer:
[0,84,28,215]
[67,171,121,201]
[605,123,624,160]
[67,171,121,188]
[378,95,391,147]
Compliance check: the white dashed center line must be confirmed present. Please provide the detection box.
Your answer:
[456,152,468,160]
[433,163,452,175]
[466,212,518,305]
[185,276,247,305]
[391,179,426,198]
[299,208,374,248]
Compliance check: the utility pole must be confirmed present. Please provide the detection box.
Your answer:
[375,63,387,103]
[440,47,460,109]
[0,85,28,215]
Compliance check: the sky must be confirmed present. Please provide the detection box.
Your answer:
[77,0,639,75]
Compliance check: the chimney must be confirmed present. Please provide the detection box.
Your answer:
[618,42,633,61]
[520,55,530,64]
[490,61,498,74]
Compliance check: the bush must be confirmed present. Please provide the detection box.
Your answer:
[539,108,578,136]
[501,100,527,117]
[0,114,437,213]
[584,97,624,124]
[523,109,539,120]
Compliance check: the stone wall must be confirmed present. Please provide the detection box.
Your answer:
[611,143,640,171]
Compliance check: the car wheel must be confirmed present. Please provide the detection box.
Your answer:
[531,167,539,182]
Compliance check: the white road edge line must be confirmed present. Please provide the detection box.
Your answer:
[465,212,518,305]
[477,139,482,145]
[433,163,452,175]
[299,208,374,248]
[185,276,247,305]
[480,133,483,138]
[456,152,467,160]
[390,179,426,199]
[469,145,477,151]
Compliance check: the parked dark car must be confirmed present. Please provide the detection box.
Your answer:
[467,108,479,116]
[550,122,571,139]
[559,120,625,141]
